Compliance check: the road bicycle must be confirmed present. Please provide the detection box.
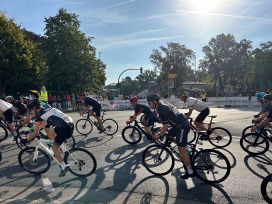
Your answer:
[242,117,272,137]
[240,126,272,155]
[18,136,97,177]
[122,120,162,145]
[0,113,31,149]
[261,173,272,204]
[142,130,231,183]
[76,110,118,135]
[18,123,76,151]
[188,115,232,148]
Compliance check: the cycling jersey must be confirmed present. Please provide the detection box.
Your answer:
[156,101,187,128]
[261,101,270,112]
[267,107,272,119]
[134,104,153,116]
[84,96,102,116]
[0,99,13,112]
[186,97,208,112]
[12,100,27,116]
[35,106,73,129]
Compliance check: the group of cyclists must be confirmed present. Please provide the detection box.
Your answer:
[1,89,272,179]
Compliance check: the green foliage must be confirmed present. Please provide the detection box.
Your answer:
[0,12,45,98]
[42,8,106,96]
[149,42,194,93]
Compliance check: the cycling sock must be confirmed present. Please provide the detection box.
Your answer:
[186,166,193,174]
[61,162,66,170]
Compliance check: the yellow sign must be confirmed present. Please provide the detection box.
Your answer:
[168,74,177,78]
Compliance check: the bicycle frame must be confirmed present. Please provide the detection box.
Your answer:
[33,138,77,168]
[188,116,215,132]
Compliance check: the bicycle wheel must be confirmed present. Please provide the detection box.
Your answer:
[142,144,175,176]
[64,147,97,177]
[208,127,232,148]
[122,126,142,144]
[242,125,254,136]
[192,149,231,183]
[18,147,51,175]
[76,119,93,135]
[0,151,2,162]
[240,133,269,155]
[261,174,272,204]
[0,123,8,142]
[188,126,197,143]
[102,119,118,135]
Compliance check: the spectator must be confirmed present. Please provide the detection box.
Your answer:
[39,86,48,103]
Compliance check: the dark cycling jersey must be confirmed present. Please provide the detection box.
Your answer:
[134,104,153,116]
[84,96,101,108]
[267,107,272,119]
[12,100,27,116]
[156,101,187,128]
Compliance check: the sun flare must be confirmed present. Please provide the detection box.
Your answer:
[192,0,218,12]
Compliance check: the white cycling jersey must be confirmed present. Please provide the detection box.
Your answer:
[186,97,208,112]
[0,99,13,112]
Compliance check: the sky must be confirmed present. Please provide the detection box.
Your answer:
[1,0,272,85]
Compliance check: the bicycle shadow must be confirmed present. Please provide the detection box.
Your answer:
[244,154,272,179]
[211,147,237,169]
[172,167,233,204]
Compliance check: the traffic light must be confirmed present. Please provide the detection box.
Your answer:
[140,67,143,74]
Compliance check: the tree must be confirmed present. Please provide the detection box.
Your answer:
[200,33,252,95]
[42,8,106,95]
[149,42,194,93]
[135,69,157,90]
[0,12,46,98]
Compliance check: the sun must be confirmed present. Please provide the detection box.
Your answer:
[192,0,218,12]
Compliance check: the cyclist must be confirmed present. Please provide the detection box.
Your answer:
[22,99,74,177]
[147,94,193,179]
[6,95,28,122]
[252,94,272,132]
[126,96,157,141]
[253,92,270,123]
[180,93,210,140]
[79,92,105,133]
[0,97,18,138]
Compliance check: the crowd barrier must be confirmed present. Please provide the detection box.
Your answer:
[100,97,260,111]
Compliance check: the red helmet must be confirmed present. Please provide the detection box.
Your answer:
[130,96,138,103]
[79,92,86,97]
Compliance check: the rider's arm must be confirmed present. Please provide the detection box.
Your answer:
[80,105,90,116]
[26,121,42,142]
[255,117,270,129]
[255,111,269,122]
[154,123,169,138]
[185,108,193,119]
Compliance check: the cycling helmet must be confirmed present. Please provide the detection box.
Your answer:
[20,94,30,100]
[5,96,12,101]
[263,94,272,101]
[79,92,86,97]
[147,94,161,103]
[27,99,40,109]
[130,96,138,103]
[256,92,266,99]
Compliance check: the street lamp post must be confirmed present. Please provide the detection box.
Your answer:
[116,67,143,94]
[194,54,197,97]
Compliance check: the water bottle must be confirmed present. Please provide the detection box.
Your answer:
[42,178,55,193]
[186,146,192,156]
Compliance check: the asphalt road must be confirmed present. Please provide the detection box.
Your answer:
[0,106,271,204]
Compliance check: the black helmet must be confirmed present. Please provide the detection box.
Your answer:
[147,94,161,103]
[27,99,40,109]
[5,96,12,101]
[264,94,272,101]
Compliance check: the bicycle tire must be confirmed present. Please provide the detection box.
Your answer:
[242,125,254,136]
[0,123,8,142]
[140,115,146,126]
[188,126,197,143]
[64,147,97,177]
[192,149,231,183]
[240,133,269,155]
[261,174,272,204]
[0,151,2,162]
[76,119,93,135]
[208,127,232,148]
[122,126,142,144]
[142,144,175,176]
[102,118,118,135]
[18,147,51,175]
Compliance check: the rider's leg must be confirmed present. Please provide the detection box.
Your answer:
[194,108,210,131]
